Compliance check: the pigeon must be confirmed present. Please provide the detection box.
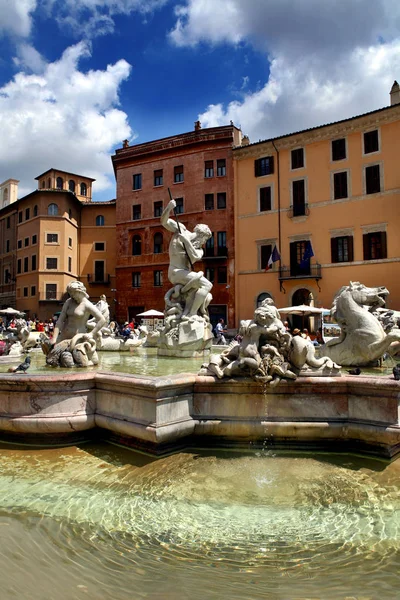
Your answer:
[393,364,400,381]
[347,367,361,375]
[8,356,31,374]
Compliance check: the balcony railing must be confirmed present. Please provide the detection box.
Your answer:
[87,273,111,285]
[203,247,228,259]
[288,203,310,218]
[279,264,322,281]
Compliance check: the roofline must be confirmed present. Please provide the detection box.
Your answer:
[0,188,86,216]
[34,168,96,182]
[234,103,398,151]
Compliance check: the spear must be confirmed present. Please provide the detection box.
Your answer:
[168,187,193,269]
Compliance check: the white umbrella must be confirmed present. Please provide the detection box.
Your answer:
[136,309,165,317]
[278,304,325,315]
[0,307,25,316]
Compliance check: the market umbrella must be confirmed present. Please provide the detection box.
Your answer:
[136,309,165,317]
[0,308,25,316]
[277,304,325,330]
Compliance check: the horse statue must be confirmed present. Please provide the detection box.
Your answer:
[320,281,400,366]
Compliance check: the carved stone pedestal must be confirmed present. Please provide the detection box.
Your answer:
[158,318,213,358]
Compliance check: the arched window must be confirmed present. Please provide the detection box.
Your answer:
[69,180,76,193]
[96,215,105,226]
[69,208,72,220]
[256,292,272,307]
[56,177,63,190]
[48,203,59,216]
[33,205,38,217]
[3,188,8,206]
[132,235,142,256]
[80,182,87,196]
[48,178,51,188]
[154,232,163,254]
[41,180,45,188]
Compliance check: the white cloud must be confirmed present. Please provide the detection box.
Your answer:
[0,42,132,198]
[0,0,37,37]
[171,0,400,140]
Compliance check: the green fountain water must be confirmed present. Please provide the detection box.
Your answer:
[0,442,399,599]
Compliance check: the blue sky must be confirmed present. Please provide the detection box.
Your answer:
[0,0,399,201]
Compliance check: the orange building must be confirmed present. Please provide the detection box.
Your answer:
[0,169,117,319]
[112,123,243,327]
[234,84,400,328]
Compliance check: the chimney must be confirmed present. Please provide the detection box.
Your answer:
[390,80,400,106]
[194,120,201,131]
[241,135,250,146]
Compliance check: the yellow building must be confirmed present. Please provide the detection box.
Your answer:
[234,85,400,327]
[0,169,116,319]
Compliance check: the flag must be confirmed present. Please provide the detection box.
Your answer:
[300,240,314,268]
[265,245,281,271]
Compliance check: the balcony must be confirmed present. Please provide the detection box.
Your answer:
[279,264,322,281]
[87,273,111,286]
[203,247,228,260]
[288,203,310,218]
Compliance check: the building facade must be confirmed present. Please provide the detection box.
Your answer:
[112,123,243,327]
[234,92,400,327]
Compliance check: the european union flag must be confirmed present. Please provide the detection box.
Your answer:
[300,241,314,268]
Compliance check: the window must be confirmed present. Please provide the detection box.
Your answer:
[96,215,105,226]
[80,182,87,196]
[216,159,226,177]
[69,180,76,192]
[174,165,184,183]
[260,187,272,211]
[365,165,381,194]
[31,286,36,296]
[154,270,163,286]
[254,156,274,177]
[33,205,38,217]
[217,193,226,209]
[94,261,105,282]
[6,240,10,252]
[94,242,105,251]
[31,255,37,271]
[205,194,214,210]
[18,211,22,223]
[24,237,29,247]
[154,201,163,217]
[290,240,311,276]
[217,231,227,256]
[133,173,142,190]
[46,284,57,300]
[132,272,141,288]
[25,207,30,220]
[6,216,10,228]
[41,180,45,188]
[363,231,387,260]
[47,178,51,188]
[333,172,348,199]
[364,130,379,154]
[68,237,72,247]
[48,203,58,216]
[17,259,21,274]
[23,287,28,297]
[4,269,10,284]
[24,257,29,272]
[331,236,353,263]
[260,244,272,270]
[46,257,57,270]
[218,267,227,284]
[32,234,37,245]
[205,234,214,257]
[205,267,215,283]
[46,233,58,243]
[69,209,72,220]
[56,177,63,189]
[17,239,22,249]
[68,257,72,272]
[132,235,142,255]
[133,204,141,220]
[291,148,304,169]
[154,169,163,186]
[154,232,163,254]
[292,180,306,216]
[205,160,214,178]
[175,197,184,214]
[332,138,346,161]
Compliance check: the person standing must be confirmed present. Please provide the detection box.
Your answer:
[215,319,227,345]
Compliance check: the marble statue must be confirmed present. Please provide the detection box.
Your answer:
[158,198,214,357]
[41,280,106,367]
[199,299,340,385]
[3,318,37,356]
[320,282,400,367]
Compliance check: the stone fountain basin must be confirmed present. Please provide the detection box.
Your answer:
[0,370,399,459]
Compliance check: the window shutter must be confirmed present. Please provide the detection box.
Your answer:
[269,156,274,174]
[254,159,260,177]
[347,236,354,262]
[331,237,338,263]
[381,231,387,258]
[363,234,370,260]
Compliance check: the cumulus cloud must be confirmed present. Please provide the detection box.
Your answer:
[0,42,132,197]
[0,0,37,37]
[170,0,400,140]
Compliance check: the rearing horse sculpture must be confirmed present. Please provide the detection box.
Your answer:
[321,281,400,366]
